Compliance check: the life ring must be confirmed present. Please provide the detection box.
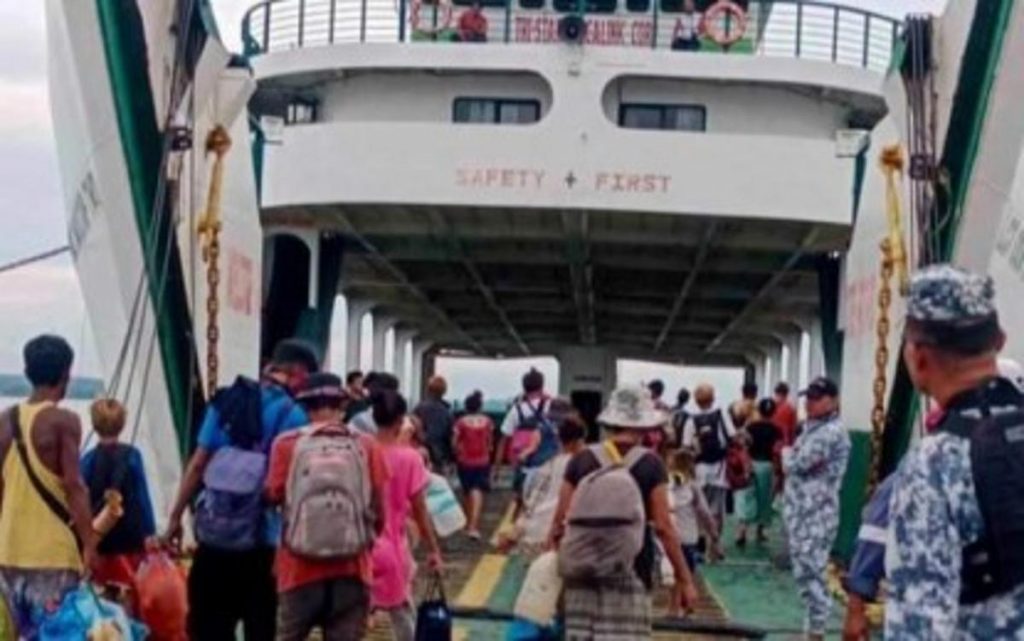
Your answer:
[703,1,747,47]
[410,0,454,35]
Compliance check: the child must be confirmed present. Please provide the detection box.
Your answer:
[668,447,722,573]
[80,398,157,597]
[371,390,444,641]
[452,391,494,539]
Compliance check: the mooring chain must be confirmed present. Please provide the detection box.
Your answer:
[197,126,231,399]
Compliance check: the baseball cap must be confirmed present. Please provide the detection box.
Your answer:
[799,376,839,400]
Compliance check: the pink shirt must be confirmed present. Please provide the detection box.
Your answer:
[371,443,430,608]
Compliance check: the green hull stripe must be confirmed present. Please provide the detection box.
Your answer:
[884,0,1016,465]
[94,0,205,456]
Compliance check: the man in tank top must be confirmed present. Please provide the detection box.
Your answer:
[0,335,96,638]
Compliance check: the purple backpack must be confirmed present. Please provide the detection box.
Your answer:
[194,445,268,550]
[194,393,293,550]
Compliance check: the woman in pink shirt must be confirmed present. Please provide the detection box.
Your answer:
[370,390,444,641]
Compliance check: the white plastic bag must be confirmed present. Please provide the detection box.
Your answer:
[513,551,563,626]
[426,473,466,537]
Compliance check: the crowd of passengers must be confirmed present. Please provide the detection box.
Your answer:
[1,263,1023,640]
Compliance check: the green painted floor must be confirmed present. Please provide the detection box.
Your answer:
[702,514,846,639]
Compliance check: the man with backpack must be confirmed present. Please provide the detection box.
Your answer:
[266,373,388,641]
[499,369,557,507]
[781,376,849,641]
[551,386,698,639]
[887,266,1024,639]
[165,339,319,641]
[681,384,736,532]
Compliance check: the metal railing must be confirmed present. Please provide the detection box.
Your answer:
[242,0,900,72]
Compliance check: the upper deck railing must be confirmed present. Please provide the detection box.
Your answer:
[242,0,901,73]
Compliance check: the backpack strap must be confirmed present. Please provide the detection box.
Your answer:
[594,440,648,470]
[8,406,83,553]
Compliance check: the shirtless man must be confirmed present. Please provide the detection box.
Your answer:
[0,335,96,638]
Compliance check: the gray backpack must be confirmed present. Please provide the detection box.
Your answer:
[283,423,375,559]
[558,443,647,581]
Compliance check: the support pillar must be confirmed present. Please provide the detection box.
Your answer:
[393,328,417,395]
[769,341,785,391]
[409,340,434,404]
[808,319,826,380]
[345,299,374,374]
[785,332,803,391]
[371,313,398,372]
[752,356,767,390]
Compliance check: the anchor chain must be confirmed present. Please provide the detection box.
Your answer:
[197,126,231,399]
[869,145,910,494]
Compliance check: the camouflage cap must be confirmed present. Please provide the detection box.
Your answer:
[907,264,997,324]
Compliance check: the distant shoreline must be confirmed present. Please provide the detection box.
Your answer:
[0,374,104,400]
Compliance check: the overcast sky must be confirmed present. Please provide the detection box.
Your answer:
[0,0,945,395]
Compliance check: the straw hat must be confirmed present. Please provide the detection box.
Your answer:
[597,385,667,430]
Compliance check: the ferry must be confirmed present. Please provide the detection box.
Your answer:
[41,0,1024,636]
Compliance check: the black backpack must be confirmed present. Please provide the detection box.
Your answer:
[940,379,1024,605]
[693,410,728,464]
[210,376,265,449]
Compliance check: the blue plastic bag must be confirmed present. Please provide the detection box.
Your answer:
[504,618,561,641]
[38,585,147,641]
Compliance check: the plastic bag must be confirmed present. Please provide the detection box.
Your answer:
[415,573,451,641]
[513,551,562,626]
[425,473,466,538]
[38,585,146,641]
[135,552,188,641]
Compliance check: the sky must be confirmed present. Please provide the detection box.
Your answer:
[0,0,946,390]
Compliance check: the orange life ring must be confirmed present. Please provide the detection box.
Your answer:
[704,1,747,47]
[410,0,454,35]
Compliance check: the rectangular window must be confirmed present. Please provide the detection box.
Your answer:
[285,99,318,124]
[453,98,541,124]
[520,0,545,8]
[553,0,617,13]
[625,0,650,12]
[619,103,706,131]
[453,0,507,6]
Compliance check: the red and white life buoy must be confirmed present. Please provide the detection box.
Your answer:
[410,0,454,35]
[703,1,747,47]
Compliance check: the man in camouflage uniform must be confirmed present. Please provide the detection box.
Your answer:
[887,264,1024,639]
[782,376,851,641]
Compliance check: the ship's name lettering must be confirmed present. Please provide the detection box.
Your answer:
[68,172,100,258]
[595,172,670,193]
[456,168,546,189]
[514,16,654,47]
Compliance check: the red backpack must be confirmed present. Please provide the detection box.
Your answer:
[456,415,492,466]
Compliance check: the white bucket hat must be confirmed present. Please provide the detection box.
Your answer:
[597,385,668,430]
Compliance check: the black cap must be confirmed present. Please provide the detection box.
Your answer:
[800,376,839,400]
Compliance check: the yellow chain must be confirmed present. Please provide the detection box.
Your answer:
[197,126,231,399]
[869,145,909,494]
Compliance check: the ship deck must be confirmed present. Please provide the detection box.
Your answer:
[366,483,850,640]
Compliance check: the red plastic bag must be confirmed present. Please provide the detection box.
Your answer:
[135,552,188,641]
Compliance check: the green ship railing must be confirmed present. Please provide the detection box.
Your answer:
[242,0,900,72]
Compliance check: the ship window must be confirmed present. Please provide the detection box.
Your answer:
[553,0,617,13]
[286,98,318,124]
[660,0,744,11]
[626,0,650,11]
[453,0,508,6]
[453,98,541,124]
[619,103,706,131]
